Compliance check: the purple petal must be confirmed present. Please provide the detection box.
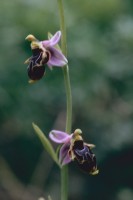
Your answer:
[47,47,68,67]
[59,142,72,166]
[41,40,50,48]
[49,130,72,143]
[48,31,61,46]
[42,31,61,47]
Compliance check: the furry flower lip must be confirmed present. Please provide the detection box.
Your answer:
[49,129,99,175]
[25,31,68,82]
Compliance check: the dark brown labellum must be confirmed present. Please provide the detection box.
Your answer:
[73,140,98,174]
[27,65,45,81]
[27,48,50,80]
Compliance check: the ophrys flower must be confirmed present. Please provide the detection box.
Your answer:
[25,31,68,82]
[49,129,99,175]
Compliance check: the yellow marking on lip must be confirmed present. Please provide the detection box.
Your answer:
[28,79,37,84]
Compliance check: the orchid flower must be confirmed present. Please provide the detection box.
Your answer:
[25,31,68,82]
[49,130,73,166]
[49,129,99,175]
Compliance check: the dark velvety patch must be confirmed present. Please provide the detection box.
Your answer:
[73,141,98,174]
[27,65,45,80]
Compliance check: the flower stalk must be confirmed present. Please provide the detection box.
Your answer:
[57,0,67,56]
[57,0,72,200]
[57,0,72,134]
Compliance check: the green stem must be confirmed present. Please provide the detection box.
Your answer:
[61,165,68,200]
[57,0,67,56]
[57,0,72,133]
[57,0,72,135]
[57,0,72,200]
[63,65,72,133]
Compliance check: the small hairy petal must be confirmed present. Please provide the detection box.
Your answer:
[42,31,61,47]
[41,40,50,48]
[59,142,72,166]
[49,130,72,143]
[47,47,68,67]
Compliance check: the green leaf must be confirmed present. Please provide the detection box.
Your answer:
[32,123,60,167]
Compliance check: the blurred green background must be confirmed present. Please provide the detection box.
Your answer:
[0,0,133,199]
